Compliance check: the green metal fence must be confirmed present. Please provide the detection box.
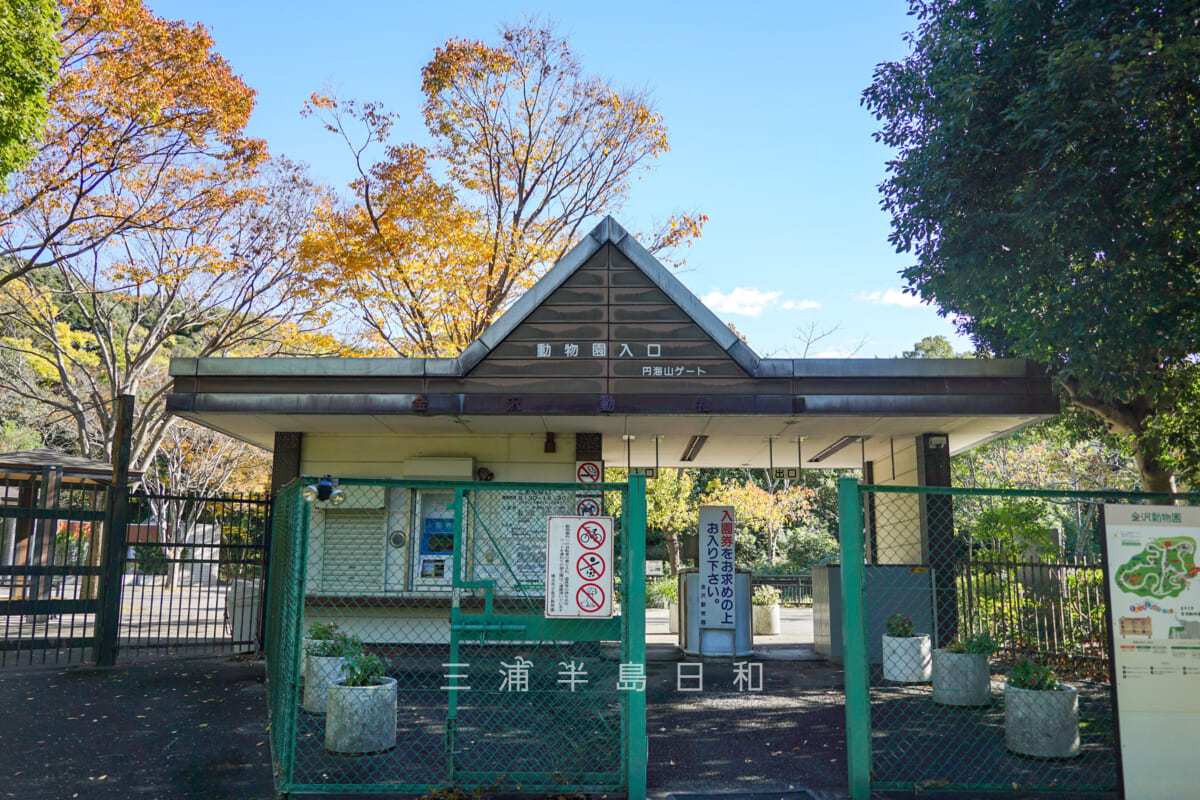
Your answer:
[266,476,646,797]
[839,478,1200,798]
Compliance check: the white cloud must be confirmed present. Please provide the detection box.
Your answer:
[782,299,821,311]
[700,288,821,317]
[701,287,781,317]
[858,288,925,308]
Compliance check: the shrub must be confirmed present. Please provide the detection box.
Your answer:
[342,649,386,686]
[752,584,781,606]
[306,621,341,640]
[308,633,359,659]
[1006,658,1059,691]
[946,630,996,656]
[884,612,915,638]
[646,576,678,608]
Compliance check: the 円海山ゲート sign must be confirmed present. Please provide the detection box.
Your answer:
[1103,503,1200,800]
[545,516,613,618]
[698,506,735,628]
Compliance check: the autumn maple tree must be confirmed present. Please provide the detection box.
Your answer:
[301,22,705,356]
[1,0,263,289]
[0,0,330,482]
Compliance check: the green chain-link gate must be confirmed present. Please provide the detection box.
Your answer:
[838,478,1200,797]
[266,477,646,797]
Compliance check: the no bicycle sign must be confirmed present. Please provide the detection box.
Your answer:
[545,515,614,618]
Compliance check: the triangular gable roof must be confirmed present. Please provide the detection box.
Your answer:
[457,216,761,376]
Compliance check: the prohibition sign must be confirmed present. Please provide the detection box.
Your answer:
[577,520,606,550]
[576,552,605,581]
[576,496,601,516]
[577,462,601,483]
[576,583,605,613]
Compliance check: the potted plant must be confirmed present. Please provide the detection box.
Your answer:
[752,584,782,635]
[881,612,931,683]
[303,629,355,714]
[325,647,397,754]
[647,576,680,633]
[303,621,340,655]
[1004,658,1079,758]
[932,630,995,706]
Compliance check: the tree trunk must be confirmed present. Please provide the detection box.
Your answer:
[665,529,681,575]
[1061,380,1177,494]
[1133,439,1177,494]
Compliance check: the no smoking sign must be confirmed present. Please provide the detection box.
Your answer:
[545,515,613,618]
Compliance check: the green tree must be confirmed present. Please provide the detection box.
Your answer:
[902,334,956,359]
[0,0,59,184]
[864,1,1200,492]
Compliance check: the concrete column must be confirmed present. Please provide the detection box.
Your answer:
[916,433,958,648]
[270,433,303,494]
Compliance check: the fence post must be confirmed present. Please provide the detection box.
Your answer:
[838,476,871,800]
[95,394,134,666]
[625,473,648,800]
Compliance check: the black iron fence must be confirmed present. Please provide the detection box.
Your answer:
[751,573,812,605]
[0,476,108,666]
[0,478,271,667]
[121,491,270,657]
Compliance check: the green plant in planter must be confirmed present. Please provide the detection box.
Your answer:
[947,631,997,656]
[885,612,915,637]
[646,576,678,609]
[307,621,341,641]
[1007,658,1058,691]
[342,649,386,686]
[309,633,360,659]
[752,584,781,606]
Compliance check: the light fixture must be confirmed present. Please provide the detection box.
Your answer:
[302,475,346,505]
[680,434,708,462]
[809,435,868,463]
[476,466,494,482]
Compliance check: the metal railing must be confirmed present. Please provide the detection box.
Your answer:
[751,573,812,605]
[839,479,1200,798]
[266,476,646,798]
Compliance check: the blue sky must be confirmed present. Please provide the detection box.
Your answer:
[147,0,971,359]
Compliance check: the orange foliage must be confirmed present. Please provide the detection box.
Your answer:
[2,0,263,287]
[300,22,705,356]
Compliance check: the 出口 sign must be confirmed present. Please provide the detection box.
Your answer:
[545,516,614,618]
[698,506,736,629]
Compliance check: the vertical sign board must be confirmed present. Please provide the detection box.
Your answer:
[698,506,736,629]
[1103,504,1200,800]
[545,516,614,618]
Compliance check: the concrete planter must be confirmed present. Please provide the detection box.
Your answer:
[753,604,781,635]
[1004,684,1080,759]
[668,603,679,634]
[932,650,991,706]
[325,677,397,754]
[882,634,932,683]
[303,655,346,714]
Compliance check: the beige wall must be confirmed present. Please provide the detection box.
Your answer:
[870,437,924,564]
[300,432,579,483]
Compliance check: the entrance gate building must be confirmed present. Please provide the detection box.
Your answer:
[168,217,1063,797]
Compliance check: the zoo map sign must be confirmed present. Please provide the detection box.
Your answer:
[1102,504,1200,800]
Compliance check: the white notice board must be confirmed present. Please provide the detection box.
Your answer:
[545,516,614,618]
[1103,503,1200,800]
[698,506,736,629]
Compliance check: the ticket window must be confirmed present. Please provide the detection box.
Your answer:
[413,491,455,589]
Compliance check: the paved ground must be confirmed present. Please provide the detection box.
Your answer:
[0,655,275,800]
[0,606,1117,800]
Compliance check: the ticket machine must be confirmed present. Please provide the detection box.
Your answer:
[413,490,455,589]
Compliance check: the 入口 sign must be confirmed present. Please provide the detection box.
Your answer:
[545,516,614,618]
